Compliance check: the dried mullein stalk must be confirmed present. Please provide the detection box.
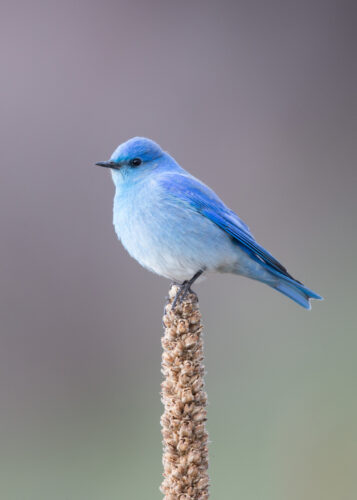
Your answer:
[161,284,209,499]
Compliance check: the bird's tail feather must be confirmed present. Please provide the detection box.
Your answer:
[271,274,323,309]
[242,249,323,309]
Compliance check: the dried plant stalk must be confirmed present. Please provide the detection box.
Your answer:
[161,284,209,499]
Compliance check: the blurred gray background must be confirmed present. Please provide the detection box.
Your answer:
[1,0,356,499]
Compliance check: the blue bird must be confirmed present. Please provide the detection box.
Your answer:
[96,137,323,309]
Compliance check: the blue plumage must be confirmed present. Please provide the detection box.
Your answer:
[96,137,323,309]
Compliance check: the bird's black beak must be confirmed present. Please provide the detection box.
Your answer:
[95,161,120,169]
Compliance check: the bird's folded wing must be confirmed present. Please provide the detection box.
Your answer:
[158,172,294,280]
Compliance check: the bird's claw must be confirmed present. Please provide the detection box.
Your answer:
[169,269,204,312]
[171,281,191,311]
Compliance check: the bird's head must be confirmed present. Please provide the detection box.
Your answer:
[96,137,164,184]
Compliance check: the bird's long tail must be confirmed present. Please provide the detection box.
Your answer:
[269,271,323,309]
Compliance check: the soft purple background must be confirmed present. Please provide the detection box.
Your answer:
[1,1,356,498]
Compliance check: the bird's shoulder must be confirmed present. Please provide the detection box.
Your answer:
[154,170,221,202]
[153,170,253,236]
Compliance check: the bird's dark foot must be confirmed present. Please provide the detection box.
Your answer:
[171,281,190,311]
[163,281,180,322]
[170,270,204,311]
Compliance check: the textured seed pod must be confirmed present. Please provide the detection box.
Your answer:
[161,285,209,499]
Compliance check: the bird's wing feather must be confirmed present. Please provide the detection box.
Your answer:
[158,172,295,279]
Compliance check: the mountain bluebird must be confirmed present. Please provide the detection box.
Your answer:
[96,137,322,309]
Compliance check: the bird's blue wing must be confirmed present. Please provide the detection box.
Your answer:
[158,172,295,280]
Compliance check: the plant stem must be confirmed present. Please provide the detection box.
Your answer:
[161,284,209,499]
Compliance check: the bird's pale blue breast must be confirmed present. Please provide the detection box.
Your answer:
[112,170,242,281]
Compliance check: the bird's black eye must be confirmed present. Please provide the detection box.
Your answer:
[129,158,142,167]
